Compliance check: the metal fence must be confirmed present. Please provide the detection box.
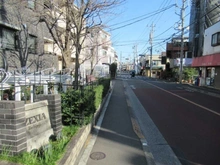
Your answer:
[0,70,100,103]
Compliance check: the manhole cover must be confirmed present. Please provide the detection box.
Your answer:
[90,152,106,160]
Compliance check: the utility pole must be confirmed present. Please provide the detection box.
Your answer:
[149,23,155,78]
[120,52,122,72]
[133,45,137,71]
[134,45,138,73]
[179,0,186,84]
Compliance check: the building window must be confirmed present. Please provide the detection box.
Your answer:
[0,27,17,50]
[44,39,53,54]
[103,50,107,56]
[27,0,35,9]
[211,32,220,46]
[153,61,158,66]
[28,35,37,54]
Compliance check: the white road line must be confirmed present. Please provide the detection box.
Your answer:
[145,82,220,117]
[130,85,136,89]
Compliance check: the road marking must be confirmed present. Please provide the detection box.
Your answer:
[142,142,148,146]
[185,89,194,92]
[145,82,220,117]
[126,99,131,107]
[130,85,136,89]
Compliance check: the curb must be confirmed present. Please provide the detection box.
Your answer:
[182,85,220,99]
[124,81,156,165]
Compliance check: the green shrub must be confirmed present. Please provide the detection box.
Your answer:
[98,78,110,98]
[61,78,110,126]
[183,68,198,81]
[61,87,98,126]
[61,89,84,125]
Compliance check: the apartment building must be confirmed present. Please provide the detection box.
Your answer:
[189,0,220,88]
[166,37,191,69]
[0,0,59,73]
[0,0,116,79]
[192,21,220,88]
[83,27,116,77]
[189,0,220,58]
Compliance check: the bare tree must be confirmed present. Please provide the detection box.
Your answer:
[39,0,123,89]
[0,0,47,74]
[86,42,110,76]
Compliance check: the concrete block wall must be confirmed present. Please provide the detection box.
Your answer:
[36,94,62,136]
[58,124,92,165]
[0,101,27,155]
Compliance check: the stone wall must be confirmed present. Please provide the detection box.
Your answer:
[36,94,62,136]
[0,101,27,156]
[0,94,62,155]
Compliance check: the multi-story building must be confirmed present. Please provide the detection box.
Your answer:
[190,0,220,88]
[192,21,220,88]
[189,0,220,58]
[0,0,59,73]
[166,37,191,70]
[83,27,116,77]
[145,54,166,78]
[0,0,115,80]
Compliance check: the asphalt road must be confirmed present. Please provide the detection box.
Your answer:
[119,73,220,165]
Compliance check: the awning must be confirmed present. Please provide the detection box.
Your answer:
[191,53,220,67]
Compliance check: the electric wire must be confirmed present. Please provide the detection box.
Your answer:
[107,4,176,32]
[142,2,220,54]
[113,1,220,56]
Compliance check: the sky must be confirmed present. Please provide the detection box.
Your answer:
[103,0,191,62]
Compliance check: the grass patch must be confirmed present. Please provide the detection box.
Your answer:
[0,125,79,165]
[93,85,103,109]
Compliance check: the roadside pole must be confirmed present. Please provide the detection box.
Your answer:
[149,23,154,78]
[179,0,186,84]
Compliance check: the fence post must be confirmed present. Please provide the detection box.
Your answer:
[0,101,27,155]
[54,85,58,94]
[30,85,34,103]
[36,94,62,136]
[14,83,21,101]
[43,81,48,95]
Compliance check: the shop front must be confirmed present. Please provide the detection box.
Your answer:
[192,54,220,88]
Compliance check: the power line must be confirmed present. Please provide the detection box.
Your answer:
[142,3,220,55]
[108,4,175,27]
[107,4,175,31]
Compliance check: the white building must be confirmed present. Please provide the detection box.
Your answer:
[82,27,116,78]
[192,21,220,88]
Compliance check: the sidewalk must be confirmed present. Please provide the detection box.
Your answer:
[77,79,149,165]
[154,77,220,98]
[181,83,220,98]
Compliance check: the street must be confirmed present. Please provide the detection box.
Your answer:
[119,72,220,165]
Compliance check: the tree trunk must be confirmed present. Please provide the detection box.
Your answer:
[74,43,81,90]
